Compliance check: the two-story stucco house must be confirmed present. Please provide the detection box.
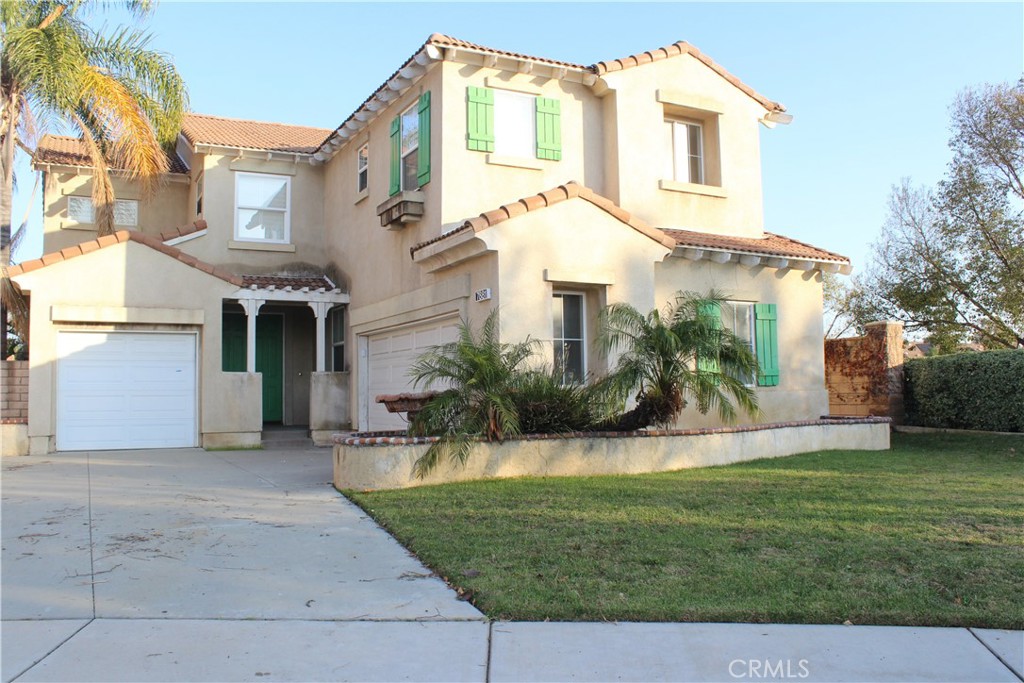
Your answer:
[8,34,851,455]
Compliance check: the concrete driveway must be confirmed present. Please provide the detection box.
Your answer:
[2,448,486,681]
[2,448,1021,682]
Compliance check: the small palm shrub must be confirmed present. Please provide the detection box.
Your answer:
[597,290,761,430]
[408,311,537,476]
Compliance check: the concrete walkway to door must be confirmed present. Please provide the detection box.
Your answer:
[2,448,1021,682]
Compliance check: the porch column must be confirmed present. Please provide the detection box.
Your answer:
[239,298,266,372]
[308,301,331,372]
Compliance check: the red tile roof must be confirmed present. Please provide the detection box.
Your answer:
[316,34,783,157]
[428,34,586,70]
[34,136,189,174]
[160,219,207,243]
[240,274,337,291]
[410,181,678,255]
[181,113,332,154]
[410,181,847,266]
[7,231,244,286]
[663,229,850,263]
[593,41,786,112]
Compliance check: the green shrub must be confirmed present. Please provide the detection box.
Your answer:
[511,371,605,435]
[904,350,1024,432]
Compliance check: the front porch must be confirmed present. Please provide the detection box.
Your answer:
[221,275,350,447]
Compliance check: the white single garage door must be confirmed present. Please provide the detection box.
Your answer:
[366,317,460,431]
[57,332,198,450]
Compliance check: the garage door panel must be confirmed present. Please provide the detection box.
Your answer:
[366,317,459,431]
[57,332,197,451]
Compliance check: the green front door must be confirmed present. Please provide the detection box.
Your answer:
[221,311,284,423]
[256,315,284,423]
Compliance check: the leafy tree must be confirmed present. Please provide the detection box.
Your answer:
[822,272,860,339]
[596,291,761,431]
[1,0,188,346]
[852,81,1024,348]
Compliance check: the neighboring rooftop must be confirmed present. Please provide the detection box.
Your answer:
[180,113,333,154]
[34,136,189,174]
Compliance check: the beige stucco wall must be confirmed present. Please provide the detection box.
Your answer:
[176,151,328,275]
[40,171,190,254]
[477,199,671,370]
[334,420,891,491]
[599,54,770,237]
[655,257,829,427]
[11,241,261,453]
[438,61,605,226]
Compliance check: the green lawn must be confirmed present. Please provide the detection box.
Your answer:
[344,432,1023,627]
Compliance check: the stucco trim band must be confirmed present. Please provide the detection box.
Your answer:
[333,418,891,491]
[50,305,205,325]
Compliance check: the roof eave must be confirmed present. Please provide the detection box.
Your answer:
[671,244,852,274]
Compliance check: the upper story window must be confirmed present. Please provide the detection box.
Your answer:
[553,292,585,384]
[356,144,369,194]
[234,172,290,243]
[666,118,704,185]
[67,196,138,227]
[493,89,536,158]
[467,86,561,161]
[388,92,431,196]
[400,104,419,191]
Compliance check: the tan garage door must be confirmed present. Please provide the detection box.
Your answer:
[366,317,460,431]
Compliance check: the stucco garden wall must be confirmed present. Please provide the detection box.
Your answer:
[333,417,890,491]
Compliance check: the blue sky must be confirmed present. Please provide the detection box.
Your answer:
[12,2,1023,274]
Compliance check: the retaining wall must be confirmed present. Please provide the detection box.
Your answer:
[333,418,891,491]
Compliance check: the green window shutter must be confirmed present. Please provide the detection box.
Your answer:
[417,91,431,187]
[536,97,561,161]
[754,304,780,386]
[697,301,721,381]
[389,115,401,196]
[466,87,495,152]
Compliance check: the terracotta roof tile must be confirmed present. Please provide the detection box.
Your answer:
[181,113,332,154]
[240,274,337,291]
[34,135,189,173]
[410,181,677,256]
[160,219,208,243]
[426,34,586,70]
[7,231,244,287]
[593,40,785,112]
[663,229,850,263]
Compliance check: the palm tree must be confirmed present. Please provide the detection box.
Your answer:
[597,290,761,431]
[1,0,188,349]
[408,311,538,477]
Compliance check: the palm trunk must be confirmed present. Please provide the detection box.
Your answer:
[1,89,20,357]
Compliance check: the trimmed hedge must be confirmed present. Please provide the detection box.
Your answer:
[904,349,1024,432]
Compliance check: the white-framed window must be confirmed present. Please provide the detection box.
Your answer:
[666,118,704,184]
[234,172,290,243]
[330,307,345,371]
[400,104,419,191]
[493,89,536,159]
[356,144,369,193]
[67,196,138,227]
[553,292,586,384]
[721,301,755,386]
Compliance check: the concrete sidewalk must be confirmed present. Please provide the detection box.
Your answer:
[3,448,1021,682]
